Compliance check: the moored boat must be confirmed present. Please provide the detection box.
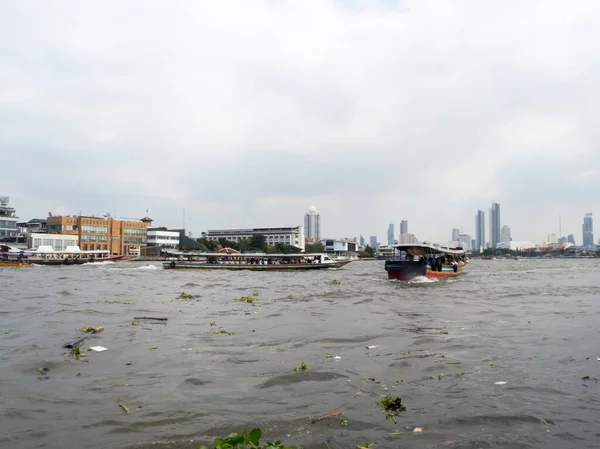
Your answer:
[385,243,468,280]
[163,253,351,270]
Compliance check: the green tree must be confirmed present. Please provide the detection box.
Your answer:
[218,237,239,251]
[249,234,267,251]
[197,237,218,251]
[305,242,325,253]
[359,245,375,258]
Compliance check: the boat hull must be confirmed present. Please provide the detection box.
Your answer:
[163,260,351,270]
[0,261,33,267]
[28,256,123,265]
[385,260,465,280]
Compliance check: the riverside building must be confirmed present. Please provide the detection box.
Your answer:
[47,215,148,255]
[0,196,19,239]
[203,226,305,251]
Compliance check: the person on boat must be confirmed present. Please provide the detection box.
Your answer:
[452,260,458,273]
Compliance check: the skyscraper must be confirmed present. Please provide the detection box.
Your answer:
[567,234,576,245]
[489,203,501,248]
[387,223,395,246]
[583,213,594,247]
[400,220,408,235]
[359,235,365,246]
[304,206,320,241]
[370,236,378,248]
[475,210,485,251]
[500,225,511,243]
[452,228,460,242]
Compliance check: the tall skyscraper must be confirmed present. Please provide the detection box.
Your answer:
[304,206,320,241]
[387,223,395,246]
[369,236,378,248]
[500,225,511,243]
[567,234,576,245]
[400,220,408,235]
[475,210,485,251]
[583,213,594,247]
[359,235,365,246]
[452,228,460,242]
[489,203,501,248]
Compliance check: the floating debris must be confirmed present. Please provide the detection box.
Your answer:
[494,381,507,385]
[366,345,378,349]
[149,346,158,350]
[334,356,342,360]
[213,329,235,336]
[90,346,107,352]
[311,412,341,423]
[340,418,349,426]
[413,427,423,433]
[119,404,130,414]
[133,316,168,321]
[331,280,341,285]
[210,321,216,327]
[178,292,193,299]
[81,326,103,333]
[581,376,590,380]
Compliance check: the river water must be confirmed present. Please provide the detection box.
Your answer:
[1,259,600,449]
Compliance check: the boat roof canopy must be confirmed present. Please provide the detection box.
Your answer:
[173,252,331,258]
[394,243,466,256]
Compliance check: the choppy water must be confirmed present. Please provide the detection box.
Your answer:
[1,259,600,449]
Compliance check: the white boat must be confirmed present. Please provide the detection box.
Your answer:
[163,253,352,270]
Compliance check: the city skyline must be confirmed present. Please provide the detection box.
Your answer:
[1,1,599,244]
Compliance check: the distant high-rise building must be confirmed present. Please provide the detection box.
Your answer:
[547,233,558,244]
[500,225,511,243]
[583,213,594,247]
[452,228,460,242]
[304,206,320,241]
[400,220,408,235]
[475,210,485,251]
[567,234,576,245]
[369,236,378,248]
[387,223,395,246]
[359,235,365,246]
[489,203,501,248]
[558,236,567,244]
[471,239,477,251]
[457,233,471,250]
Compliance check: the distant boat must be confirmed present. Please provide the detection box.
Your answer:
[163,253,351,270]
[384,244,468,281]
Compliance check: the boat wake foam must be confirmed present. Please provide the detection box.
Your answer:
[408,276,437,284]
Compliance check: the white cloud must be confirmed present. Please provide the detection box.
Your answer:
[1,0,599,243]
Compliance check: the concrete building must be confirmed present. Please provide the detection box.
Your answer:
[452,228,460,242]
[320,238,359,254]
[496,241,536,251]
[147,229,180,248]
[457,233,471,250]
[204,226,305,251]
[567,234,576,245]
[47,215,148,256]
[376,244,396,257]
[28,232,79,251]
[475,210,485,252]
[583,213,594,247]
[304,206,320,241]
[398,233,418,244]
[489,203,501,248]
[18,218,47,234]
[0,196,19,239]
[387,223,395,246]
[400,220,408,235]
[500,225,511,243]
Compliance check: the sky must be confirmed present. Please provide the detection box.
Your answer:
[1,0,599,245]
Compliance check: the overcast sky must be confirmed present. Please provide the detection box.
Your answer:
[1,0,599,245]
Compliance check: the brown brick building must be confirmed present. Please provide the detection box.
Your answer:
[47,215,147,255]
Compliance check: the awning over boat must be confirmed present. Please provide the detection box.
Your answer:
[393,243,465,256]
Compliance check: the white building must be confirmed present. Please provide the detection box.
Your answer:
[304,206,320,241]
[320,238,359,253]
[500,225,511,243]
[457,233,471,250]
[27,232,79,251]
[0,196,19,239]
[147,229,180,248]
[204,226,305,251]
[496,241,536,251]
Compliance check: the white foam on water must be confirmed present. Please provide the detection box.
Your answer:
[133,265,159,270]
[408,276,437,284]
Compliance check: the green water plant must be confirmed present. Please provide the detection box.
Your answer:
[198,428,296,449]
[178,292,193,299]
[325,352,332,359]
[235,296,258,303]
[293,361,308,372]
[331,279,341,285]
[381,395,406,423]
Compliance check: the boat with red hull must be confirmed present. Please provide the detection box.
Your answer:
[385,243,468,280]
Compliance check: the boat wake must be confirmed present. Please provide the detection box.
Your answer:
[408,276,437,284]
[132,264,160,270]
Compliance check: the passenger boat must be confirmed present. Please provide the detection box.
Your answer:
[384,243,468,280]
[163,253,352,270]
[0,244,123,266]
